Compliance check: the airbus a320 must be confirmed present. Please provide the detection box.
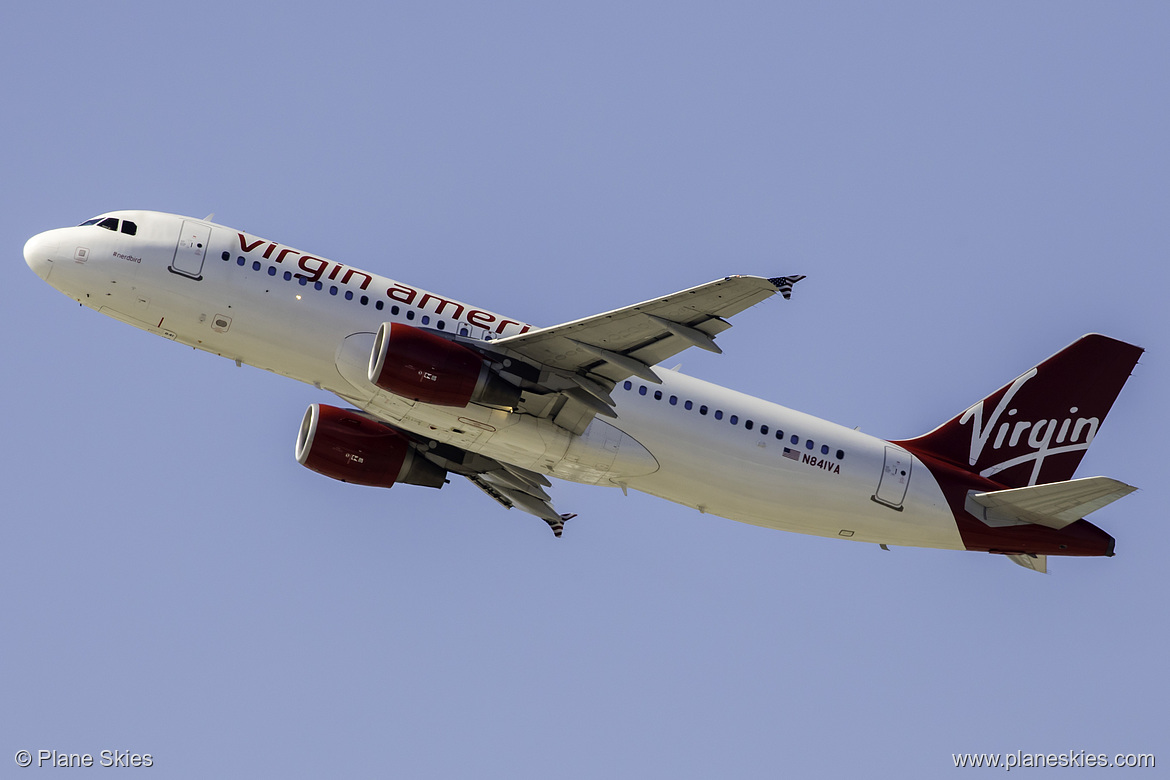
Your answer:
[24,211,1143,572]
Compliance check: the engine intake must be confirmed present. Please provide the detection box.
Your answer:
[295,404,447,488]
[368,322,521,408]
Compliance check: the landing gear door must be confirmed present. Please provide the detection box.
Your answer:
[873,445,912,510]
[171,220,211,280]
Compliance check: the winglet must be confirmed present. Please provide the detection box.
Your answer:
[769,275,806,300]
[545,513,576,538]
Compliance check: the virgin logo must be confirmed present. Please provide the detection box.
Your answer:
[959,369,1099,485]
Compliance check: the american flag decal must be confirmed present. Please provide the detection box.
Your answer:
[782,447,800,461]
[544,513,576,538]
[769,275,806,300]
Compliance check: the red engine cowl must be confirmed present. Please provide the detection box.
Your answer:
[295,404,447,488]
[367,322,521,408]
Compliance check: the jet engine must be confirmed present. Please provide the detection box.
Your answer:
[367,322,521,408]
[295,403,447,488]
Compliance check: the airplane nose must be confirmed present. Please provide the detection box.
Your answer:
[23,231,57,281]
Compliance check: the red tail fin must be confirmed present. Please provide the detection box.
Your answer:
[896,334,1142,488]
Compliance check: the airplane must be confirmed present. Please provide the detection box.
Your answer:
[23,210,1144,572]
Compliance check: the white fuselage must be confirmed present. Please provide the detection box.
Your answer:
[25,210,964,550]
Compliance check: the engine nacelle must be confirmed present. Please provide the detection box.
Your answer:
[295,404,447,488]
[367,322,521,408]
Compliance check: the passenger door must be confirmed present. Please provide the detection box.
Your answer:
[170,220,211,279]
[873,446,912,510]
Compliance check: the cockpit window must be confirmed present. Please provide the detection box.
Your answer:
[79,216,136,234]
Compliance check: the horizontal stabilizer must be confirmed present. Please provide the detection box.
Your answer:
[967,477,1136,530]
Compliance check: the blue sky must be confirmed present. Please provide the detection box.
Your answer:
[3,2,1167,777]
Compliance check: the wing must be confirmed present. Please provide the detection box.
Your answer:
[420,440,576,536]
[332,411,577,536]
[464,472,576,537]
[485,274,803,433]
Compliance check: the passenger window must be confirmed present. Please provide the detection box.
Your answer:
[836,450,845,460]
[221,251,230,261]
[714,410,723,420]
[314,281,323,291]
[729,415,738,425]
[745,420,753,430]
[330,286,338,295]
[407,310,415,320]
[759,424,767,435]
[376,301,384,310]
[669,396,677,406]
[684,400,693,410]
[391,305,400,315]
[97,218,119,231]
[639,386,647,396]
[360,295,369,305]
[252,261,261,271]
[421,315,429,324]
[624,381,632,391]
[775,430,784,440]
[120,221,137,235]
[805,439,814,450]
[791,435,799,445]
[284,271,292,281]
[345,291,354,301]
[237,257,245,266]
[459,328,468,336]
[654,390,662,400]
[821,444,829,455]
[267,266,276,276]
[699,405,708,415]
[437,320,445,330]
